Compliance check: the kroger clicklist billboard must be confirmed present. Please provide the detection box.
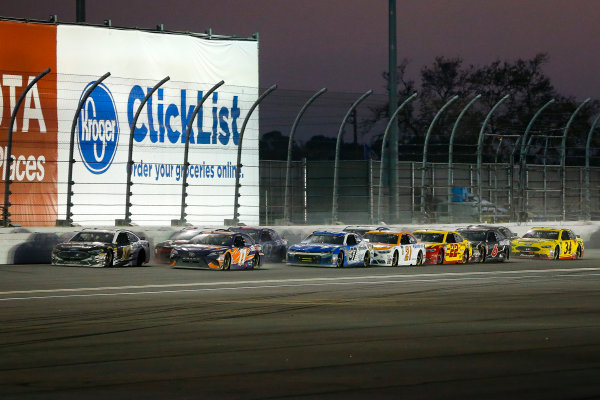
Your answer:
[0,19,259,226]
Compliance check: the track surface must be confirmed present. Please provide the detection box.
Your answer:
[1,252,600,399]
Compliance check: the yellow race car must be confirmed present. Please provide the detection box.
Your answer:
[412,229,472,264]
[511,227,584,260]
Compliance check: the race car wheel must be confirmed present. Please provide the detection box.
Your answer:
[103,250,113,268]
[576,246,582,259]
[222,253,231,270]
[416,251,423,266]
[251,253,260,269]
[499,248,509,262]
[135,250,145,267]
[462,250,469,264]
[363,251,370,268]
[554,246,560,260]
[479,246,486,263]
[436,250,444,265]
[336,252,344,268]
[391,251,399,267]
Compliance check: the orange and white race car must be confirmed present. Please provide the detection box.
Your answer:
[363,231,425,266]
[412,229,472,264]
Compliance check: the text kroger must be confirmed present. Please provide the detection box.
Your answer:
[127,86,242,146]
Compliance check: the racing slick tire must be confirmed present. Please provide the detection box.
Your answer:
[575,246,583,260]
[135,250,145,267]
[478,246,486,263]
[391,251,399,267]
[415,251,423,266]
[362,251,370,268]
[251,253,260,269]
[222,253,232,270]
[462,250,469,264]
[436,249,444,265]
[499,248,509,262]
[336,252,344,268]
[103,250,113,268]
[554,246,560,260]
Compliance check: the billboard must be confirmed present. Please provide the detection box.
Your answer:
[0,20,259,226]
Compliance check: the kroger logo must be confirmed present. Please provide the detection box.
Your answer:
[77,83,119,174]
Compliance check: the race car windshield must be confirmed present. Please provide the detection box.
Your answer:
[413,232,445,243]
[70,232,114,243]
[523,230,559,240]
[303,234,344,245]
[458,231,486,241]
[363,233,398,244]
[229,228,259,241]
[190,234,233,246]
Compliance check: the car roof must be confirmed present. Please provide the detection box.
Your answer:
[413,229,455,234]
[312,231,346,236]
[365,230,410,235]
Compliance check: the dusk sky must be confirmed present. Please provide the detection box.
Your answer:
[1,0,598,99]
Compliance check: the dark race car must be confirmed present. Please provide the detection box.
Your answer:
[52,229,150,267]
[457,227,511,263]
[170,231,263,270]
[342,225,390,237]
[228,226,287,262]
[154,227,213,263]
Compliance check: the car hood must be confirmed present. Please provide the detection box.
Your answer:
[173,244,230,254]
[516,238,555,245]
[289,243,341,252]
[55,242,109,251]
[372,243,396,250]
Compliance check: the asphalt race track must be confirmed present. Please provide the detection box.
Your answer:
[1,252,599,399]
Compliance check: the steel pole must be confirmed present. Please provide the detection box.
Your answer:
[420,95,458,219]
[561,98,590,220]
[332,90,373,223]
[585,113,600,220]
[377,92,417,222]
[388,0,399,221]
[283,88,327,223]
[233,85,278,224]
[2,68,51,227]
[476,95,509,222]
[121,76,170,226]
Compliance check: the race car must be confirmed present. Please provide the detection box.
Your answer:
[413,229,472,265]
[154,227,212,263]
[52,229,150,267]
[343,225,390,236]
[363,231,425,266]
[286,231,370,268]
[228,226,288,262]
[457,227,511,263]
[170,231,263,270]
[511,227,584,260]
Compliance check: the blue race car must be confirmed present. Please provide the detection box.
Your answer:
[286,231,371,268]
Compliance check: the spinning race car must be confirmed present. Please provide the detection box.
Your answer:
[286,231,370,268]
[511,227,584,260]
[413,229,472,264]
[457,226,511,263]
[363,231,425,266]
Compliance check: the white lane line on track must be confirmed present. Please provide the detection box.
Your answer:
[0,267,598,296]
[0,268,598,302]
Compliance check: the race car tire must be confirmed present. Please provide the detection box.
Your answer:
[554,246,560,260]
[391,251,399,267]
[363,251,370,268]
[135,250,145,267]
[576,246,582,259]
[416,251,423,266]
[461,250,469,264]
[479,246,486,263]
[279,248,287,262]
[251,253,260,269]
[336,252,344,268]
[437,250,444,265]
[103,250,113,268]
[499,248,509,262]
[222,253,231,270]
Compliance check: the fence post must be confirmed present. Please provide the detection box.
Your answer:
[420,95,458,221]
[332,90,373,223]
[377,92,417,222]
[476,95,509,222]
[118,76,170,226]
[284,88,327,223]
[232,85,278,225]
[561,98,590,221]
[585,113,600,220]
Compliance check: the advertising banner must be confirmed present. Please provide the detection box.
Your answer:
[0,20,259,226]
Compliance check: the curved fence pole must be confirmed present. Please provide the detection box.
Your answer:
[419,95,458,219]
[476,95,509,222]
[560,98,590,221]
[283,87,327,223]
[2,68,51,227]
[175,80,225,225]
[233,84,278,224]
[377,92,417,222]
[120,76,170,226]
[332,89,373,223]
[585,113,600,220]
[58,72,111,226]
[508,136,522,221]
[447,94,480,221]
